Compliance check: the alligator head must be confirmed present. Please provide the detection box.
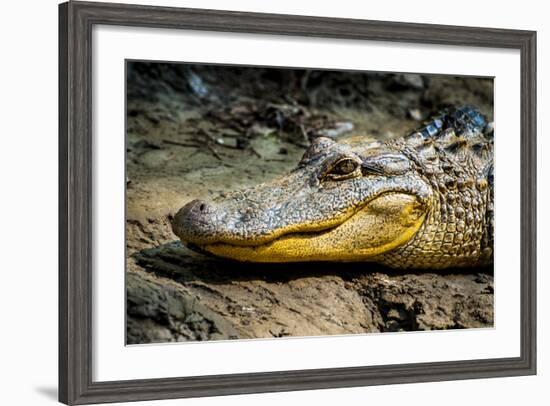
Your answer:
[172,106,494,269]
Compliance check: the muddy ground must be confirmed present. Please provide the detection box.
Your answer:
[126,63,494,344]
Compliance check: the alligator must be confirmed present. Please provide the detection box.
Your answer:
[172,106,494,269]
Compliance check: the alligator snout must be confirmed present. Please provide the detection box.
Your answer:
[171,199,219,245]
[179,199,211,218]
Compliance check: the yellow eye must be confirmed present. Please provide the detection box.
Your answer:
[327,158,359,179]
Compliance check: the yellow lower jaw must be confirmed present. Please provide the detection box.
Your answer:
[201,193,427,262]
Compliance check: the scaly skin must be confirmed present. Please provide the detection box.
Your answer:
[172,106,494,269]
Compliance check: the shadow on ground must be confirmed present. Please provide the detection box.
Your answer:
[127,241,494,344]
[133,240,492,284]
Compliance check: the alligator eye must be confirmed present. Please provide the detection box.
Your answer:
[326,158,360,180]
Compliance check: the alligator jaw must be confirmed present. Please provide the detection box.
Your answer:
[191,193,427,262]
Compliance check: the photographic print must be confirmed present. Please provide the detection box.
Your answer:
[59,4,536,403]
[125,62,494,344]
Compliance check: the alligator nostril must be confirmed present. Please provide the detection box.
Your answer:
[172,199,212,235]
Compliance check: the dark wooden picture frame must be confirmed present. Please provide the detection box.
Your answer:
[59,1,537,404]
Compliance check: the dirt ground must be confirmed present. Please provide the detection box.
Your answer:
[125,62,494,344]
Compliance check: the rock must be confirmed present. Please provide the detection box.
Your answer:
[126,241,494,343]
[126,268,238,344]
